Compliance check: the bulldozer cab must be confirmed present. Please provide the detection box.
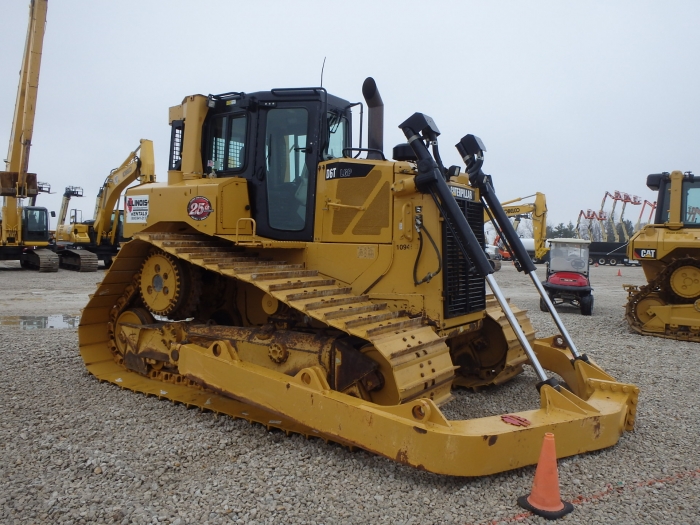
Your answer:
[647,171,700,226]
[200,90,351,241]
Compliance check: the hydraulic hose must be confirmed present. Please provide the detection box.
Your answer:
[412,217,442,285]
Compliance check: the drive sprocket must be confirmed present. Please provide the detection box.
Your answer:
[138,249,201,319]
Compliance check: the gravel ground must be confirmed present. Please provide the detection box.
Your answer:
[1,260,698,524]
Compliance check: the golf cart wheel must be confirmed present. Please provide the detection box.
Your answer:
[581,294,594,316]
[608,258,618,266]
[539,296,549,312]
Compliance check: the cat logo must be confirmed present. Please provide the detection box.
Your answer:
[634,248,656,259]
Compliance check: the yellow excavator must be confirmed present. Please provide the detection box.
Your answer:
[79,79,637,476]
[625,170,700,340]
[54,140,156,270]
[0,0,57,271]
[486,192,548,263]
[53,186,99,271]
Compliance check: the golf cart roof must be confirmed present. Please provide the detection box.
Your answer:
[547,238,591,246]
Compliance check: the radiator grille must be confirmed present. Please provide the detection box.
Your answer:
[442,197,486,318]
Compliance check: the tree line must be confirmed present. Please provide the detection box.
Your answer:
[546,220,635,240]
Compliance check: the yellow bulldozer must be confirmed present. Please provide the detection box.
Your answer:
[79,79,638,476]
[625,170,700,340]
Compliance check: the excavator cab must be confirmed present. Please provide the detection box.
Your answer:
[20,206,50,243]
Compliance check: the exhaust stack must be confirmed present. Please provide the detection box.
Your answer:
[362,77,384,159]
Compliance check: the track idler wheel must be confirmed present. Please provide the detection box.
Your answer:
[114,308,155,354]
[139,250,201,319]
[635,294,666,324]
[669,264,700,301]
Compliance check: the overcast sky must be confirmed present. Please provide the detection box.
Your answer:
[2,0,699,231]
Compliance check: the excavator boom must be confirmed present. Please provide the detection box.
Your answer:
[485,192,548,262]
[0,0,56,271]
[93,139,156,243]
[3,0,47,191]
[52,140,155,271]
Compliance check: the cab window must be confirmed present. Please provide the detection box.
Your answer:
[25,209,47,232]
[325,112,348,160]
[206,113,247,174]
[22,208,49,242]
[209,117,225,172]
[683,180,700,224]
[228,116,246,169]
[265,107,309,231]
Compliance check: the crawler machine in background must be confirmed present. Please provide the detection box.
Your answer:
[626,170,700,340]
[0,0,57,271]
[53,141,156,270]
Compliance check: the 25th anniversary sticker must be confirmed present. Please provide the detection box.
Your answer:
[187,196,214,221]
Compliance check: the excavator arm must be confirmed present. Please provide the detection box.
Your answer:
[484,192,548,261]
[1,0,47,197]
[92,139,156,244]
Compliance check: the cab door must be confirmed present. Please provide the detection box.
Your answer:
[249,103,320,242]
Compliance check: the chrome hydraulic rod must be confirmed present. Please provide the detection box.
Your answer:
[530,275,582,358]
[485,274,549,382]
[456,134,587,361]
[398,113,556,388]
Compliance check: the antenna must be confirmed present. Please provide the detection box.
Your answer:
[320,57,326,87]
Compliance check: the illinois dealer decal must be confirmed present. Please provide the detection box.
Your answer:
[125,195,149,223]
[187,196,214,221]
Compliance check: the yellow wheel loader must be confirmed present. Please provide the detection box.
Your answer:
[626,170,700,340]
[79,79,638,476]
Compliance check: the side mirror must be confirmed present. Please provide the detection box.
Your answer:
[50,211,56,217]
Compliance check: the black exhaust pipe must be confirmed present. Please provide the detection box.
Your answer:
[362,77,384,159]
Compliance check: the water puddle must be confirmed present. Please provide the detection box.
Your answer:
[0,314,81,330]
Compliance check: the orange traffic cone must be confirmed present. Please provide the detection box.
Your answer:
[517,433,574,520]
[617,269,622,277]
[594,262,598,267]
